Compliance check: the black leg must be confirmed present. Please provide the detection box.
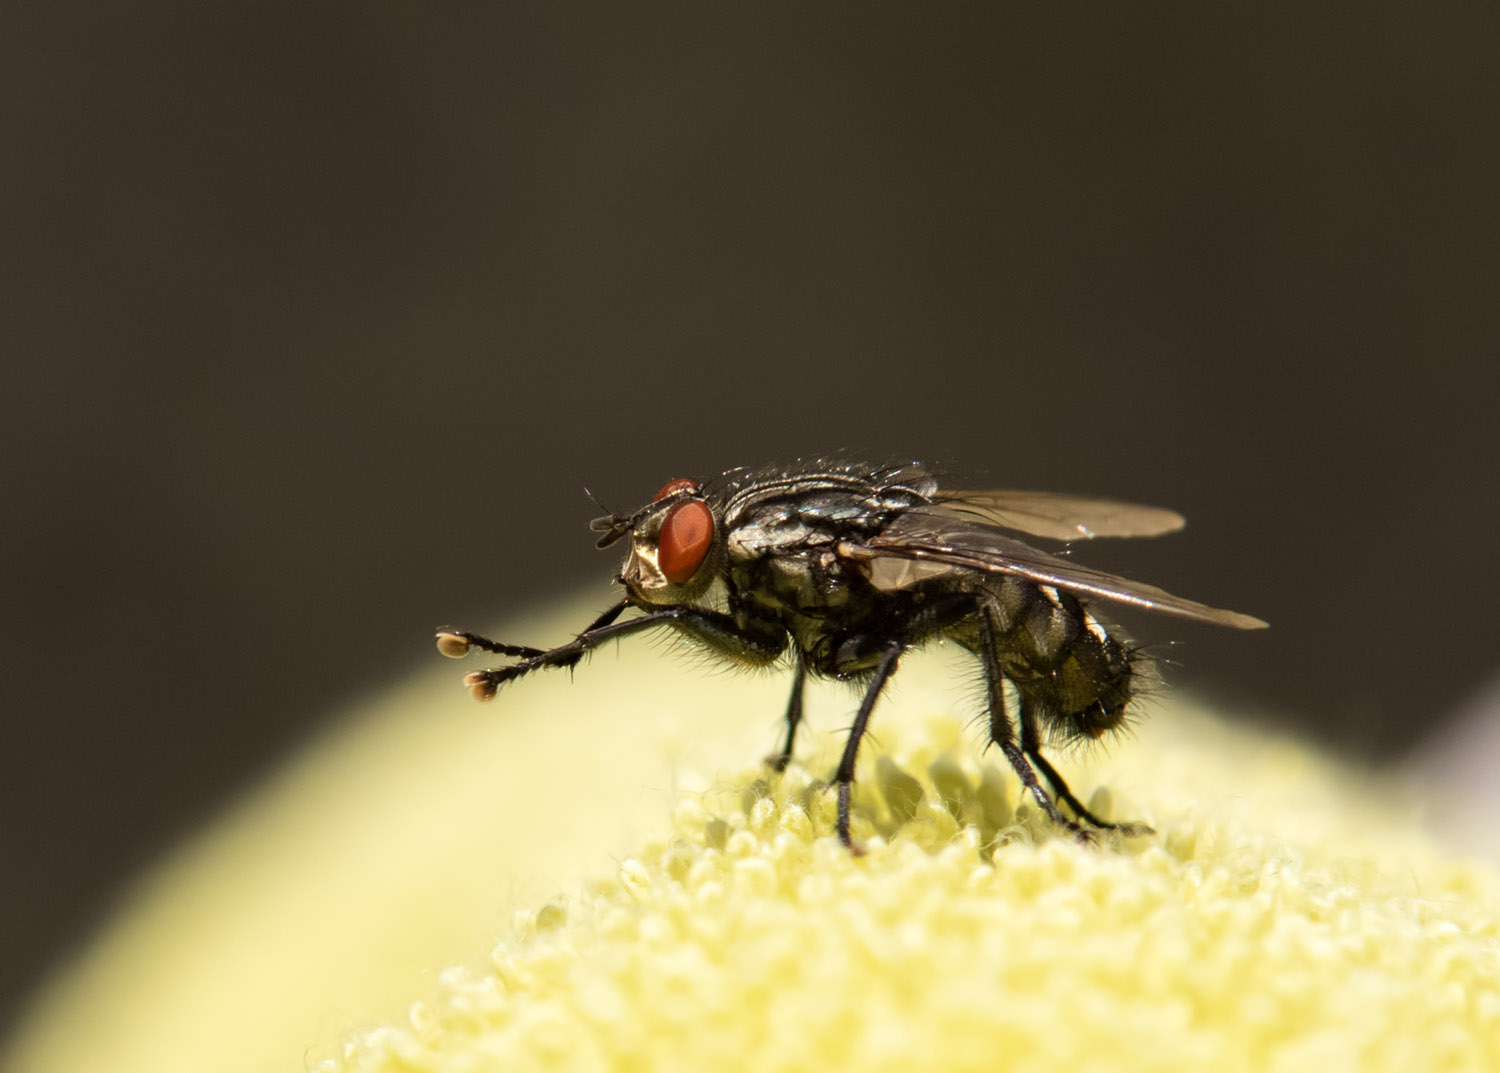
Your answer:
[553,600,630,670]
[436,600,629,662]
[833,640,903,851]
[1019,697,1151,835]
[976,613,1088,839]
[767,653,807,773]
[436,630,546,659]
[578,599,630,633]
[458,604,786,699]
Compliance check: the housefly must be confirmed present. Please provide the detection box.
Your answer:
[437,459,1266,850]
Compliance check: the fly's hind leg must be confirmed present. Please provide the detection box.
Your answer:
[975,611,1090,840]
[1019,698,1152,837]
[766,652,807,773]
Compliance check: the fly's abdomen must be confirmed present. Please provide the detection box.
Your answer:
[999,582,1137,742]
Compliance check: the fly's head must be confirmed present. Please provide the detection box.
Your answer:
[590,478,721,605]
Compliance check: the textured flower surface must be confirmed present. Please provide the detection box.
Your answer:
[7,600,1500,1073]
[318,715,1500,1073]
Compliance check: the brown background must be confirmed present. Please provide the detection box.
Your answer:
[4,2,1498,1032]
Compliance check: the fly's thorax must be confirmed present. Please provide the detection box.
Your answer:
[715,472,936,618]
[716,463,936,528]
[721,480,928,554]
[735,542,870,614]
[723,504,844,564]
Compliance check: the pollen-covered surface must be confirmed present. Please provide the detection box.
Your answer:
[316,715,1500,1073]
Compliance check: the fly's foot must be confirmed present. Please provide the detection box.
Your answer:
[1055,802,1153,841]
[462,664,528,701]
[763,749,794,774]
[462,669,498,701]
[834,782,869,855]
[440,628,555,701]
[1067,812,1154,839]
[1050,783,1155,838]
[1028,790,1096,843]
[436,631,472,658]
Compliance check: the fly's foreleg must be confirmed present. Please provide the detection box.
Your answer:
[437,600,629,665]
[440,603,785,700]
[435,632,545,660]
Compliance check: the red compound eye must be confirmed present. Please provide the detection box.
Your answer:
[658,499,714,583]
[653,477,701,502]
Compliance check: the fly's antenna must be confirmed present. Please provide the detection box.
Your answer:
[583,484,632,548]
[583,484,616,518]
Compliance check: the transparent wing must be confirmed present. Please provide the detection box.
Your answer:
[850,508,1266,629]
[933,489,1186,540]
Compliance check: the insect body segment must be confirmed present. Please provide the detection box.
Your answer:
[439,460,1265,850]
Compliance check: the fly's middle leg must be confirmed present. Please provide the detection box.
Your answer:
[766,652,807,773]
[832,639,902,852]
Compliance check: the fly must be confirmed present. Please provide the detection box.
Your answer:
[437,459,1267,851]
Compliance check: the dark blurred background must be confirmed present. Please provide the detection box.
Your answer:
[4,1,1498,1033]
